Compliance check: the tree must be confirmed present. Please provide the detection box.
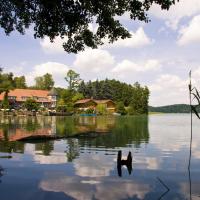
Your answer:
[0,0,179,53]
[0,69,15,109]
[0,69,15,94]
[116,102,127,115]
[23,99,39,111]
[65,70,81,91]
[35,73,54,90]
[128,82,149,115]
[14,76,27,88]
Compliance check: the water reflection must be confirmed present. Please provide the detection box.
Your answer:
[0,166,3,183]
[0,115,155,200]
[0,115,149,150]
[40,174,151,200]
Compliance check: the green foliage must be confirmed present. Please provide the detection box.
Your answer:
[34,73,54,90]
[0,69,15,94]
[0,1,178,53]
[57,97,74,113]
[85,108,95,114]
[96,104,107,115]
[78,79,149,115]
[23,99,39,111]
[72,93,84,103]
[116,102,127,115]
[14,76,26,88]
[65,70,81,91]
[2,92,10,109]
[148,104,196,113]
[128,83,149,115]
[23,118,41,132]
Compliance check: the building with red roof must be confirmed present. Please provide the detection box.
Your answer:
[0,88,57,109]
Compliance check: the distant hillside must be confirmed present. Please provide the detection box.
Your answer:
[149,104,200,113]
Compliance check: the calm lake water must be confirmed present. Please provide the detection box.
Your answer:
[0,114,199,200]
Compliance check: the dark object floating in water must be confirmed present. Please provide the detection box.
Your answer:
[0,155,12,159]
[17,135,64,142]
[117,150,132,177]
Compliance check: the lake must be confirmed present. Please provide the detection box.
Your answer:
[0,114,199,200]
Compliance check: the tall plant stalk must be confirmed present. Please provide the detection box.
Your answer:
[188,70,192,170]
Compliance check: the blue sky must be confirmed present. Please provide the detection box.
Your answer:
[1,0,200,106]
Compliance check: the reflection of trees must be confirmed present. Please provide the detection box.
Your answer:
[0,166,3,183]
[56,117,77,137]
[0,127,24,153]
[23,117,41,132]
[35,141,54,156]
[0,115,149,154]
[78,116,149,148]
[66,139,79,162]
[55,116,115,137]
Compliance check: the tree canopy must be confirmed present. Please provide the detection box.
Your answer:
[78,79,150,114]
[65,70,81,91]
[0,0,178,53]
[14,76,27,89]
[34,73,54,90]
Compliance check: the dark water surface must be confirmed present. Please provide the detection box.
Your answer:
[0,114,199,200]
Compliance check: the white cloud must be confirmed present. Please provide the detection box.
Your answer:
[40,36,67,54]
[149,0,200,29]
[73,49,115,73]
[27,62,69,87]
[74,153,114,177]
[104,27,152,49]
[40,175,150,200]
[112,59,160,74]
[178,15,200,45]
[149,74,188,106]
[34,153,68,164]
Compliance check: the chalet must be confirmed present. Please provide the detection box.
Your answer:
[74,99,97,110]
[0,88,58,109]
[74,99,116,113]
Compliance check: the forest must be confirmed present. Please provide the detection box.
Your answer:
[0,69,149,115]
[149,104,200,113]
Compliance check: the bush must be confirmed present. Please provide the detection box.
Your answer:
[23,99,39,111]
[85,108,95,114]
[56,103,74,113]
[116,102,127,115]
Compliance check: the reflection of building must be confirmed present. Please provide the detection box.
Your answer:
[74,99,116,113]
[76,116,115,133]
[0,130,4,140]
[8,128,53,141]
[0,88,58,109]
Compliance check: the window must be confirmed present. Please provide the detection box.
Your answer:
[21,96,30,100]
[8,96,16,100]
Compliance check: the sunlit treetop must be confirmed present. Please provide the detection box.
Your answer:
[0,0,179,53]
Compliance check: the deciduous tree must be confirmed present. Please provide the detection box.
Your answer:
[0,0,179,53]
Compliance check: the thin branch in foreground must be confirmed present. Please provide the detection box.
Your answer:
[157,177,170,200]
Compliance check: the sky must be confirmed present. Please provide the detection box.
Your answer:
[1,0,200,106]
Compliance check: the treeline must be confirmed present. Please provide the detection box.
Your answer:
[0,69,54,90]
[0,68,150,115]
[149,104,200,113]
[78,79,149,114]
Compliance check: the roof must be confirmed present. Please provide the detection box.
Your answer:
[94,100,115,104]
[75,99,115,105]
[0,89,50,103]
[74,99,96,105]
